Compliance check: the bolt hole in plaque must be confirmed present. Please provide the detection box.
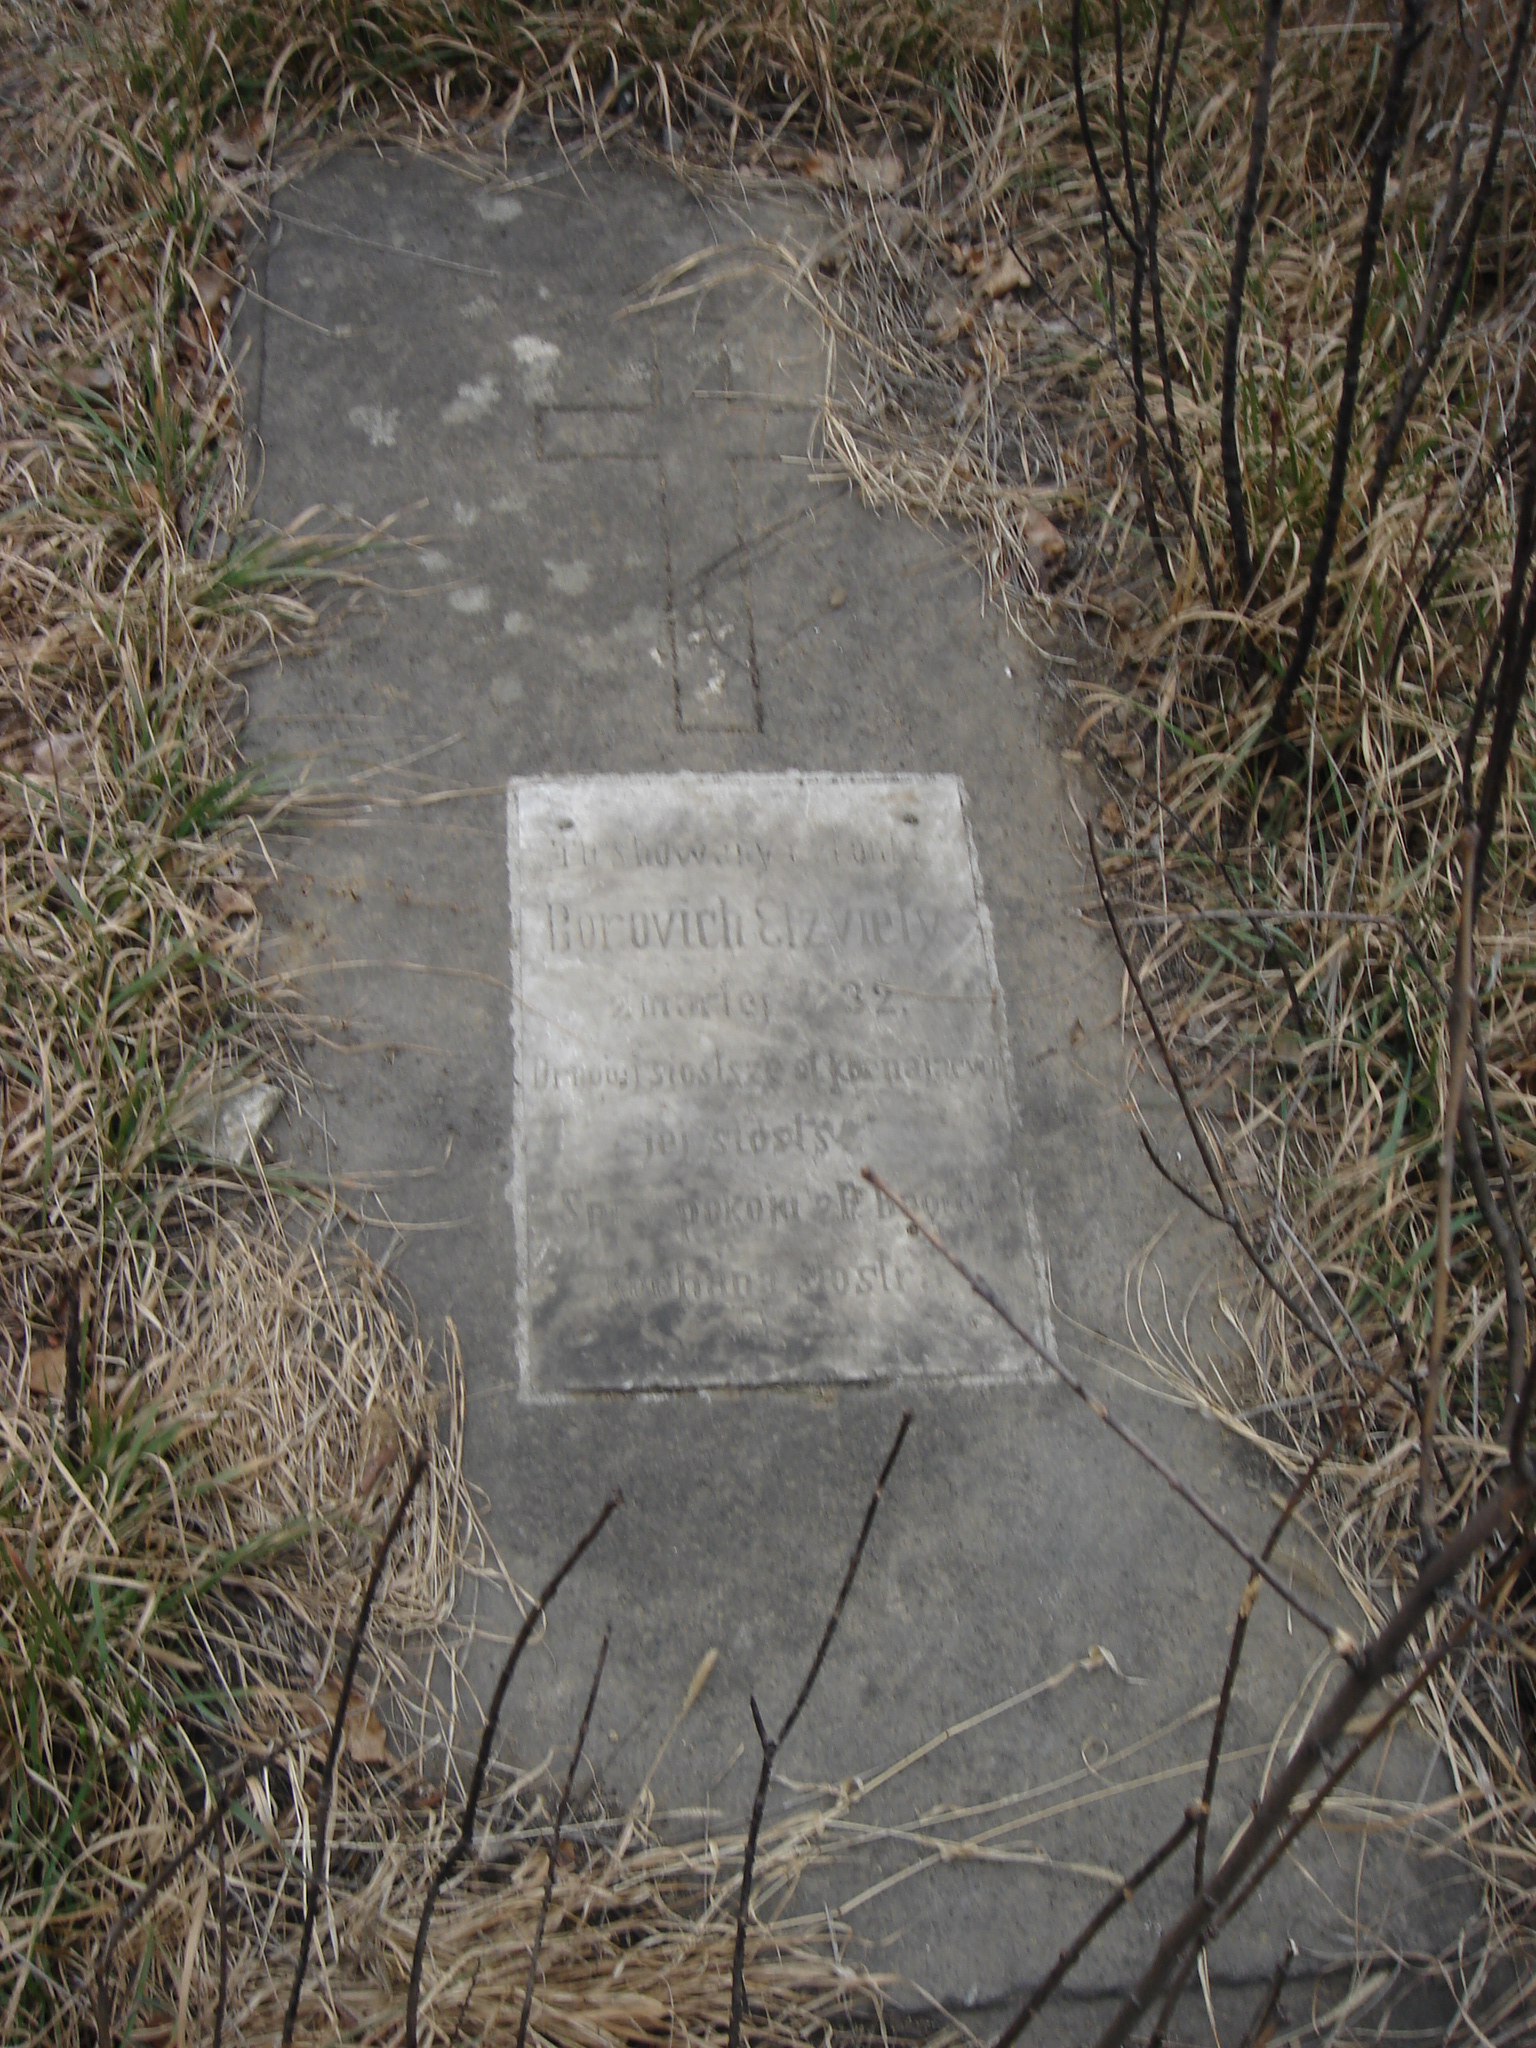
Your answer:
[506,773,1053,1398]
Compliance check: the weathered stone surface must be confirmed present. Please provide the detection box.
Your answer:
[508,772,1048,1395]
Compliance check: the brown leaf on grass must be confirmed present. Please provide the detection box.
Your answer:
[924,289,971,342]
[210,113,273,166]
[1019,506,1066,576]
[28,1344,66,1396]
[28,730,89,780]
[187,265,235,314]
[801,148,902,196]
[977,248,1030,301]
[211,881,257,920]
[310,1682,393,1766]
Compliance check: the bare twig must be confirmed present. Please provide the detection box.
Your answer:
[1145,0,1215,601]
[1195,1348,1402,1895]
[283,1443,430,2046]
[1220,0,1285,599]
[1088,823,1385,1392]
[1089,1472,1530,2048]
[862,1169,1350,1652]
[1460,1094,1531,1447]
[727,1412,910,2048]
[1235,1945,1296,2048]
[991,1804,1201,2048]
[1367,0,1533,513]
[212,1816,229,2048]
[514,1627,611,2048]
[1418,829,1478,1538]
[95,1739,293,2047]
[1271,0,1426,737]
[1462,401,1536,888]
[405,1491,621,2048]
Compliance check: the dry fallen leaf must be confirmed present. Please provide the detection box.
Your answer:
[978,248,1031,300]
[847,150,902,196]
[802,148,902,196]
[29,1344,66,1396]
[1019,506,1067,575]
[188,266,234,313]
[211,881,257,919]
[210,112,274,166]
[28,730,89,780]
[923,290,971,343]
[311,1682,393,1766]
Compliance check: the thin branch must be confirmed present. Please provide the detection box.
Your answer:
[1088,1472,1531,2048]
[1270,0,1426,738]
[212,1816,229,2048]
[863,1169,1350,1652]
[1472,1006,1536,1294]
[284,1443,430,2047]
[990,1805,1201,2047]
[1087,823,1384,1390]
[1071,0,1139,253]
[514,1628,611,2048]
[727,1412,911,2048]
[95,1738,293,2047]
[1418,829,1478,1538]
[1461,401,1536,869]
[1366,0,1533,514]
[1386,417,1516,691]
[1220,0,1285,599]
[1236,1944,1296,2048]
[1145,0,1216,602]
[1460,1093,1530,1448]
[405,1491,622,2048]
[1138,1126,1226,1225]
[1192,1355,1395,1898]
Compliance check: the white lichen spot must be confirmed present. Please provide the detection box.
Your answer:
[490,488,528,516]
[502,609,529,636]
[449,585,490,614]
[511,334,561,405]
[537,282,551,301]
[417,548,450,574]
[441,375,499,425]
[543,559,591,598]
[452,500,479,526]
[473,193,524,223]
[489,674,524,706]
[347,403,398,448]
[461,293,496,321]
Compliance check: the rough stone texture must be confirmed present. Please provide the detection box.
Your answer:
[242,145,1468,2009]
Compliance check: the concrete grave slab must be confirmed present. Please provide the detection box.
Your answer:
[243,146,1468,2012]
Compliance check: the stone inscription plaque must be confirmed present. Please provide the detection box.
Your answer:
[507,773,1052,1397]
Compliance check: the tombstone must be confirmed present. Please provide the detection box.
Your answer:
[244,147,1464,2025]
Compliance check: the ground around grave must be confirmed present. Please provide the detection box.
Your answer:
[243,145,1466,2010]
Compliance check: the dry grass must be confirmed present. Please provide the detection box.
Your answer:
[779,0,1536,2022]
[4,0,1535,2042]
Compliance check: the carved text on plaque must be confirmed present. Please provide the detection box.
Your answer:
[507,773,1051,1396]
